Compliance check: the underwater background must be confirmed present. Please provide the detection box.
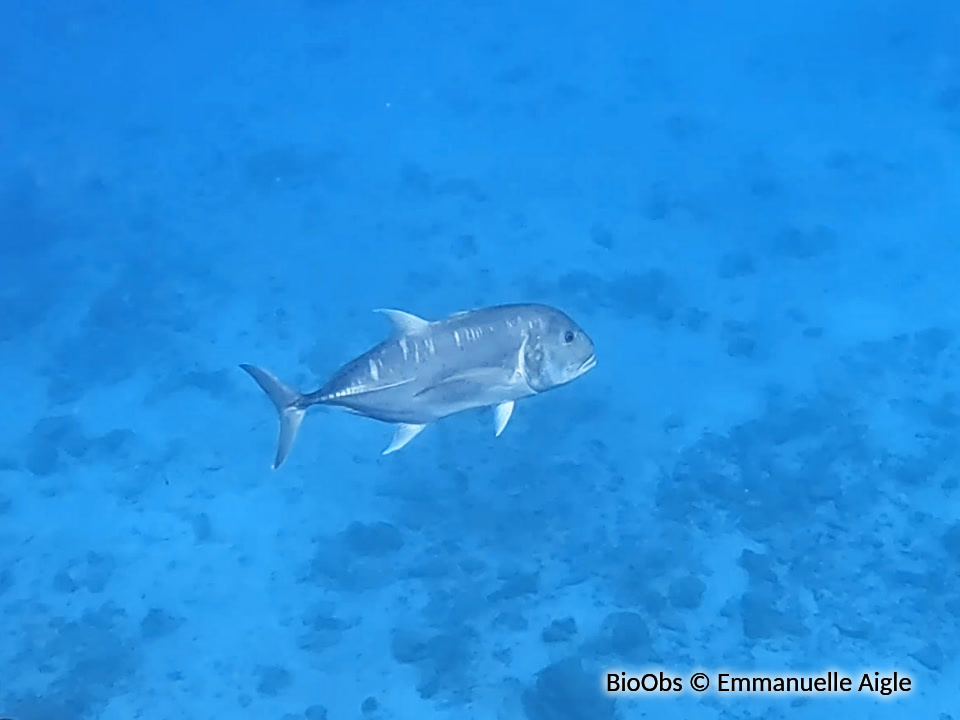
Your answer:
[2,0,959,718]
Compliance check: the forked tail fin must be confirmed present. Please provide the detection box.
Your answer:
[239,364,307,469]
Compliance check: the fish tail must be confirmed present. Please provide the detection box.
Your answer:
[239,364,308,470]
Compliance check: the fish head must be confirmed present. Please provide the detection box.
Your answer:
[522,309,596,391]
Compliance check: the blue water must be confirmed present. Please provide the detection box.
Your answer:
[2,0,959,718]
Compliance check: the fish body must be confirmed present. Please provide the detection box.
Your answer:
[241,303,596,468]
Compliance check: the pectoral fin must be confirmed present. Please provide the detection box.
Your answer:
[382,423,428,455]
[494,401,514,437]
[414,367,520,404]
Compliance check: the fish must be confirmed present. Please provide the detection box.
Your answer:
[240,303,597,469]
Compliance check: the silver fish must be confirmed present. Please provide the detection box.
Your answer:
[240,303,596,469]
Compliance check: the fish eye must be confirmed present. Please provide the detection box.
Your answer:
[563,330,575,344]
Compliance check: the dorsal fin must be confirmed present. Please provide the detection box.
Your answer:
[374,308,430,334]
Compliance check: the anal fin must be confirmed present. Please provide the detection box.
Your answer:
[383,423,428,455]
[494,401,514,437]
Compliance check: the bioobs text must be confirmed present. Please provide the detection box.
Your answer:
[607,672,682,693]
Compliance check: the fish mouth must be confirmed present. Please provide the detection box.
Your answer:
[578,354,597,374]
